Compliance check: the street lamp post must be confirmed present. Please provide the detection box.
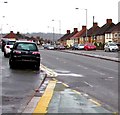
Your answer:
[0,1,8,39]
[75,8,87,43]
[52,19,55,45]
[0,16,5,39]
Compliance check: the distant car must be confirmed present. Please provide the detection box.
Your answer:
[84,43,96,50]
[9,41,40,70]
[3,39,16,57]
[104,42,119,52]
[54,45,65,50]
[47,45,54,50]
[72,44,84,50]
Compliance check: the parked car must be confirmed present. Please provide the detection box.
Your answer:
[54,45,65,50]
[46,45,54,50]
[1,38,10,52]
[84,43,96,50]
[9,41,40,70]
[72,44,84,50]
[104,42,119,52]
[3,39,16,57]
[115,43,120,51]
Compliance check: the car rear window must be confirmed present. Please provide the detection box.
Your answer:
[16,43,38,51]
[109,44,116,46]
[7,41,16,45]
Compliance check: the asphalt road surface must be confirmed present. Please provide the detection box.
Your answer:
[1,51,44,113]
[40,49,118,112]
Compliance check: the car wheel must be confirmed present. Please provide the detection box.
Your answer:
[34,64,40,70]
[9,60,15,69]
[4,52,8,58]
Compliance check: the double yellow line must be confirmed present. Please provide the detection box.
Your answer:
[33,80,57,114]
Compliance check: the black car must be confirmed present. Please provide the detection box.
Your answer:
[9,41,40,70]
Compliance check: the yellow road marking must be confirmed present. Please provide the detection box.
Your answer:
[89,99,101,106]
[33,80,56,114]
[72,90,81,95]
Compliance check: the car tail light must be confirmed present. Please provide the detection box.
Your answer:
[14,50,21,54]
[6,46,10,48]
[32,52,40,54]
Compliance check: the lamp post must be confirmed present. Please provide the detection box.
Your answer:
[0,16,5,39]
[0,1,8,39]
[75,8,87,43]
[52,19,55,45]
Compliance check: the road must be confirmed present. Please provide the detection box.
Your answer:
[1,50,44,113]
[40,49,118,112]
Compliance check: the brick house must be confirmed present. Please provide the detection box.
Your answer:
[65,28,78,47]
[3,31,17,39]
[70,26,86,44]
[58,30,71,46]
[58,28,78,47]
[94,19,115,44]
[81,22,100,43]
[105,22,120,43]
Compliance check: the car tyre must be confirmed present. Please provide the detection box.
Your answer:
[9,60,15,69]
[4,52,8,58]
[34,64,40,70]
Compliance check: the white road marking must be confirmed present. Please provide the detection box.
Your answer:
[97,66,118,73]
[92,70,105,76]
[105,77,115,80]
[84,81,93,87]
[56,73,84,77]
[54,70,70,73]
[41,64,84,78]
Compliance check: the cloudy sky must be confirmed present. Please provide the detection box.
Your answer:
[0,0,119,34]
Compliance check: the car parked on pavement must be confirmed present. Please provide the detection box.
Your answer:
[54,45,65,50]
[104,42,119,52]
[3,39,16,57]
[1,38,12,52]
[9,41,40,70]
[84,43,96,50]
[72,44,84,50]
[115,43,120,51]
[46,45,54,50]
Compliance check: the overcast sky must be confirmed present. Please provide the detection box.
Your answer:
[0,0,119,34]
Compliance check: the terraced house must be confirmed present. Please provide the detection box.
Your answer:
[81,22,100,43]
[105,22,120,43]
[70,26,86,44]
[94,19,115,44]
[58,19,120,49]
[58,28,78,47]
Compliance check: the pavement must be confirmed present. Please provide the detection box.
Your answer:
[22,50,119,114]
[59,50,120,62]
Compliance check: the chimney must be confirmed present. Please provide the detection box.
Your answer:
[67,30,70,34]
[73,28,78,32]
[17,32,20,34]
[82,26,86,30]
[10,31,13,33]
[106,19,112,24]
[93,22,98,27]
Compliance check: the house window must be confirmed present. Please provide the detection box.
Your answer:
[119,33,120,37]
[114,33,118,38]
